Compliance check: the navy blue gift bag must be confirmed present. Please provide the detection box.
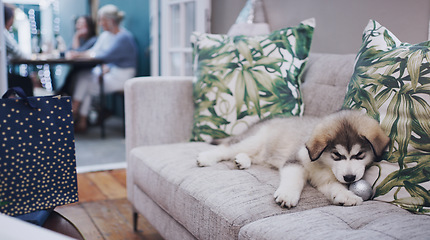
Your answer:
[0,88,78,217]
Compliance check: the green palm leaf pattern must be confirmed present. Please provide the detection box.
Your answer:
[343,20,430,213]
[191,19,315,142]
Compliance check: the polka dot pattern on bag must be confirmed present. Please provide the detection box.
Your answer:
[0,96,78,216]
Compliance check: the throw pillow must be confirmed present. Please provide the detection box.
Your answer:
[343,19,430,214]
[191,18,315,142]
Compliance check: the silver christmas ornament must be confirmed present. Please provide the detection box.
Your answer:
[349,179,373,201]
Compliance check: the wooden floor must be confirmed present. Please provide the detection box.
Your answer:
[56,169,164,240]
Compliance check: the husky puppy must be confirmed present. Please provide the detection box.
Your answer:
[196,110,390,208]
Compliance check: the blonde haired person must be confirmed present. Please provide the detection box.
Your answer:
[67,4,138,132]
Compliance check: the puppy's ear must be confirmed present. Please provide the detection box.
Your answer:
[306,139,327,161]
[356,115,390,157]
[306,123,332,161]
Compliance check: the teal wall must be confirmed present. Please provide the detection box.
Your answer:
[58,0,90,49]
[99,0,150,76]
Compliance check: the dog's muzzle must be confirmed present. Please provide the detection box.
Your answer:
[343,174,356,183]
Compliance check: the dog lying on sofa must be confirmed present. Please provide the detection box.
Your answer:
[197,110,390,208]
[125,55,430,240]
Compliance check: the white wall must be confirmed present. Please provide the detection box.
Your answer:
[211,0,430,54]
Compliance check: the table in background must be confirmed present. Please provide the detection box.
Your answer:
[10,57,103,67]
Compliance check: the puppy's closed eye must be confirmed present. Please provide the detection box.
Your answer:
[352,151,365,160]
[331,151,345,161]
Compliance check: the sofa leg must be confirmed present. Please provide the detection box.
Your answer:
[133,211,139,232]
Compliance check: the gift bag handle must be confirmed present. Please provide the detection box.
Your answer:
[2,87,37,108]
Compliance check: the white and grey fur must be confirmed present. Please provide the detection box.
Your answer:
[197,110,390,208]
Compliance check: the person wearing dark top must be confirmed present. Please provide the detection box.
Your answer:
[69,15,97,52]
[59,15,98,96]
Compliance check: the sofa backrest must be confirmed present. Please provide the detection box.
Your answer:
[301,53,356,117]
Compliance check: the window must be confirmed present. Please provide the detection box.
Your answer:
[151,0,211,76]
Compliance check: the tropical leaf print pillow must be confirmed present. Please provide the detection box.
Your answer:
[191,18,315,142]
[343,20,430,214]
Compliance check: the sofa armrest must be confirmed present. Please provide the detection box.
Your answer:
[125,76,194,202]
[125,76,194,154]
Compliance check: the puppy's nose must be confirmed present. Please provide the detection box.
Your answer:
[344,175,356,183]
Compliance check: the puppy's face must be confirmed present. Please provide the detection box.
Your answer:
[319,141,374,184]
[306,110,390,184]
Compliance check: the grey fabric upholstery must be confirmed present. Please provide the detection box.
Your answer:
[133,185,195,240]
[124,76,194,200]
[239,202,430,240]
[130,142,332,240]
[301,53,356,117]
[125,54,430,240]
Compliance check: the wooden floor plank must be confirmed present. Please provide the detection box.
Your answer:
[56,204,104,240]
[56,169,163,240]
[86,171,127,199]
[77,173,107,202]
[114,198,162,237]
[83,200,143,240]
[110,169,127,187]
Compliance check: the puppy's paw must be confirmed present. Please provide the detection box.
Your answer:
[332,190,363,206]
[197,151,219,167]
[234,153,251,169]
[274,187,301,209]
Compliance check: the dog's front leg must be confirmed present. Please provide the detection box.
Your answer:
[316,181,363,206]
[274,164,306,208]
[197,145,232,167]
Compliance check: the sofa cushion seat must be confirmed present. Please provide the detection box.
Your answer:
[239,201,430,240]
[129,142,332,239]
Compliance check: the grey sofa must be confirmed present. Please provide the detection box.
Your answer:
[125,53,430,240]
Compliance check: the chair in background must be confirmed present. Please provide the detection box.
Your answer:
[97,74,125,138]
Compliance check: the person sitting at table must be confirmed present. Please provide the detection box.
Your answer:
[3,3,37,96]
[66,4,138,132]
[69,15,97,52]
[59,15,98,96]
